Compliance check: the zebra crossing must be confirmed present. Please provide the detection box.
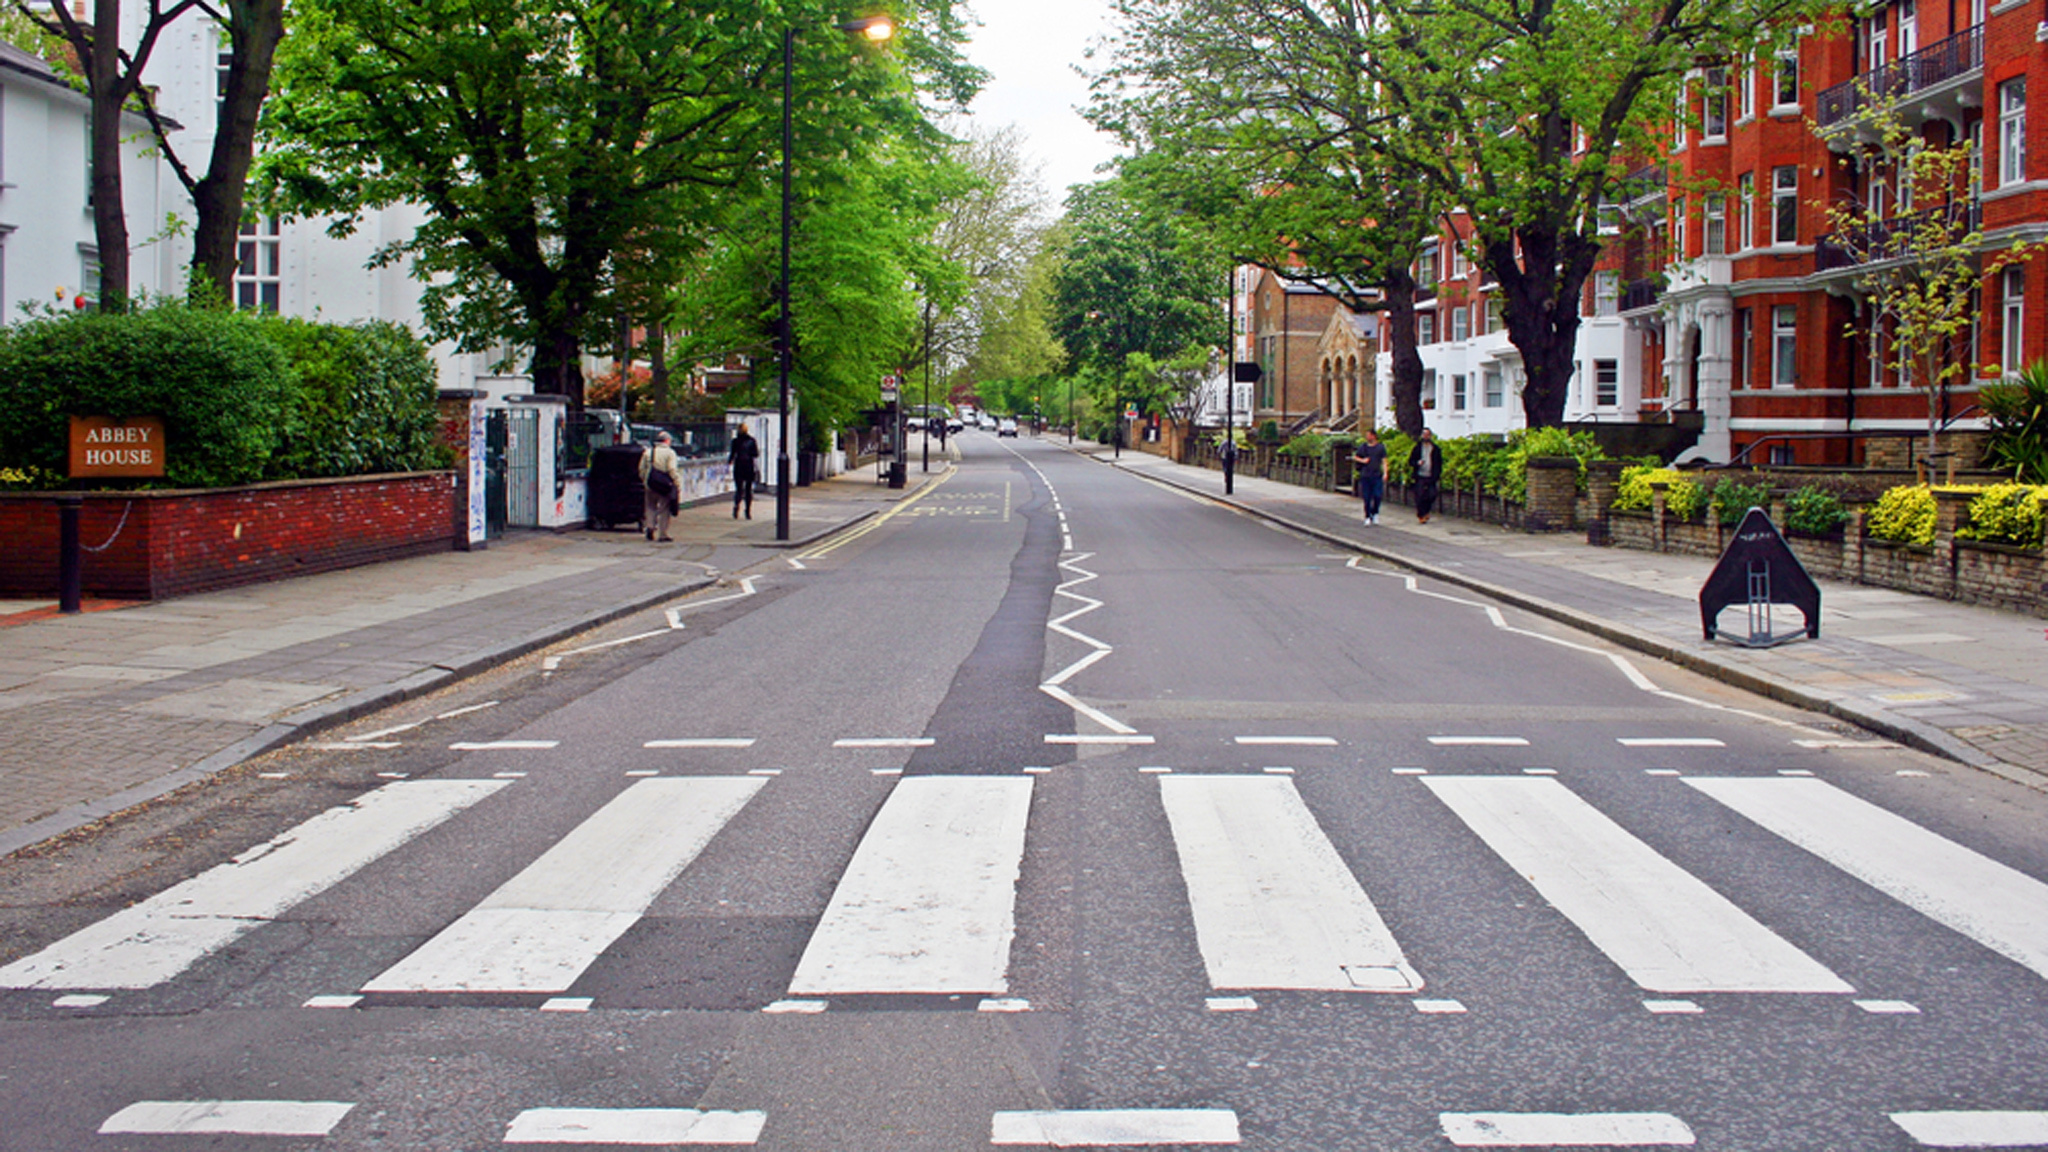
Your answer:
[7,766,2048,1008]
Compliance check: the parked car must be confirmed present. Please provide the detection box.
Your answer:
[906,416,926,433]
[997,417,1018,438]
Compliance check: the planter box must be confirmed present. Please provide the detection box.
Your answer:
[0,472,456,600]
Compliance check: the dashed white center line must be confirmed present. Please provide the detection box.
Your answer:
[303,995,360,1009]
[1207,996,1258,1012]
[1856,999,1921,1014]
[53,994,107,1008]
[449,740,558,751]
[761,999,826,1014]
[1045,734,1155,745]
[833,737,933,749]
[503,1107,766,1145]
[1643,999,1703,1014]
[645,738,757,749]
[1618,738,1726,748]
[1439,1111,1695,1147]
[1415,998,1468,1014]
[99,1101,356,1138]
[1429,736,1531,747]
[1234,736,1337,746]
[992,1109,1240,1146]
[539,997,592,1013]
[1891,1110,2048,1147]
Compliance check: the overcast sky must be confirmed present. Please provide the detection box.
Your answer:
[957,0,1126,214]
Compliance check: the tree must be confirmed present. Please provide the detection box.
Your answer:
[263,0,980,405]
[1049,175,1221,376]
[1090,0,1442,435]
[956,215,1068,396]
[1819,93,2039,471]
[17,0,285,308]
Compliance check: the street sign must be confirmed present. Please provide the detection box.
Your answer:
[1124,405,1139,420]
[880,375,900,404]
[68,415,165,478]
[1699,508,1821,645]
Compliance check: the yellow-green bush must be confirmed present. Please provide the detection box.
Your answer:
[1867,486,1937,545]
[1958,483,2048,549]
[1614,465,1707,520]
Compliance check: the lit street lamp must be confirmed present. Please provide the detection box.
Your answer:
[777,13,894,540]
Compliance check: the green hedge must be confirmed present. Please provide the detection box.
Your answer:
[0,306,447,489]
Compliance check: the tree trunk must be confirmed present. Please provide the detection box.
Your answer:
[189,0,286,305]
[649,320,670,414]
[1383,273,1425,437]
[1487,228,1598,429]
[87,0,130,311]
[529,329,586,409]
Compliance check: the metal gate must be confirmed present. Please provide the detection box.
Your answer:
[484,411,509,539]
[505,407,540,527]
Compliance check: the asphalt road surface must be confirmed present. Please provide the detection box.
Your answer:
[4,433,2048,1151]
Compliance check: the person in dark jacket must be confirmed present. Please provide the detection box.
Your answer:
[728,426,760,519]
[1408,428,1443,524]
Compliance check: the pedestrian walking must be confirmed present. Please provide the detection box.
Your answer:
[1349,429,1389,524]
[639,431,683,542]
[1409,427,1444,524]
[728,425,760,520]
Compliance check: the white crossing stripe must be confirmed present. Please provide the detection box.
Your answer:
[788,776,1032,995]
[832,737,933,748]
[450,740,559,750]
[1233,736,1337,746]
[1045,734,1155,745]
[503,1107,765,1144]
[1430,736,1530,746]
[1422,776,1851,994]
[100,1100,356,1137]
[1617,738,1725,748]
[1891,1110,2048,1147]
[644,738,756,749]
[1159,775,1422,992]
[1439,1111,1695,1146]
[362,777,764,993]
[1687,776,2048,984]
[991,1109,1240,1145]
[0,780,505,991]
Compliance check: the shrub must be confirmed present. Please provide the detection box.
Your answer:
[1982,362,2048,482]
[1614,465,1707,520]
[0,305,292,488]
[1439,435,1500,490]
[1708,475,1774,525]
[1278,432,1335,457]
[1256,419,1281,444]
[1867,485,1937,546]
[1382,429,1415,482]
[1494,426,1604,503]
[1783,485,1850,536]
[261,318,449,479]
[1958,482,2048,548]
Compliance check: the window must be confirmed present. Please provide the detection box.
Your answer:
[1452,373,1469,411]
[1674,196,1688,257]
[1735,308,1752,388]
[1416,244,1438,288]
[1451,242,1469,278]
[1737,173,1755,249]
[2000,78,2026,187]
[1422,368,1438,409]
[1484,365,1505,407]
[1774,51,1800,108]
[1739,60,1757,121]
[1865,14,1886,71]
[2003,266,2026,371]
[1594,359,1619,406]
[1898,0,1917,59]
[1485,297,1503,334]
[1973,0,1986,25]
[1772,166,1799,245]
[1451,305,1470,342]
[78,247,101,309]
[1703,68,1728,139]
[1595,271,1618,316]
[236,217,282,312]
[1772,304,1798,385]
[1769,445,1797,466]
[1705,195,1727,255]
[1597,202,1620,235]
[217,46,233,115]
[1417,310,1436,345]
[1675,79,1689,149]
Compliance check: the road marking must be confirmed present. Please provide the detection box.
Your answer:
[1645,769,1684,777]
[436,701,500,721]
[625,769,659,777]
[361,778,763,994]
[494,771,528,778]
[1687,776,2048,983]
[503,1108,766,1145]
[304,994,360,1009]
[870,768,902,777]
[1856,999,1921,1014]
[100,1101,355,1137]
[1796,738,1901,750]
[979,997,1031,1012]
[1430,736,1530,747]
[539,996,592,1012]
[1891,1111,2048,1147]
[1234,736,1337,746]
[450,740,558,751]
[1041,552,1137,734]
[53,993,107,1007]
[761,999,826,1014]
[789,777,1032,995]
[645,738,757,749]
[1161,775,1422,992]
[1522,768,1558,776]
[0,781,505,991]
[1393,767,1428,776]
[1644,999,1702,1014]
[1416,998,1468,1014]
[1139,766,1173,775]
[1207,996,1258,1012]
[1263,766,1296,775]
[832,737,933,748]
[1045,734,1155,745]
[1422,776,1852,994]
[1440,1111,1695,1146]
[311,742,400,750]
[748,768,782,776]
[1618,738,1726,748]
[991,1109,1240,1146]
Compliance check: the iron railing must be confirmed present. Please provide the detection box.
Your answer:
[1817,26,1983,129]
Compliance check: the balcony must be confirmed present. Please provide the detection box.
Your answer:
[1814,199,1981,271]
[1621,276,1666,311]
[1816,26,1983,132]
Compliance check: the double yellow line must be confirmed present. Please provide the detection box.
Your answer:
[799,465,956,559]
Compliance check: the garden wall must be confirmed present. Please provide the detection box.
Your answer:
[0,472,455,600]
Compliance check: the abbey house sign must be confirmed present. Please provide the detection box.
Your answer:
[68,415,166,479]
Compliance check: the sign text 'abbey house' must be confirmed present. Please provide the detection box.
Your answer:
[68,416,166,479]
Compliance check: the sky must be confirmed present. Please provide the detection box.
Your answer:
[957,0,1127,213]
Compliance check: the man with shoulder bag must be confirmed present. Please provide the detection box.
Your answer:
[640,432,683,542]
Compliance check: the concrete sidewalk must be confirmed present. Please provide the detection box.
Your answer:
[0,467,936,857]
[1082,444,2048,789]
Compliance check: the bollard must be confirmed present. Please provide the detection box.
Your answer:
[57,493,83,614]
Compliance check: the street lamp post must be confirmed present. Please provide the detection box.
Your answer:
[777,14,893,541]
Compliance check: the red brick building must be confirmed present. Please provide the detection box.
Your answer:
[1638,0,2043,466]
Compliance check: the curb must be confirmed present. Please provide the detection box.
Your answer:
[1090,452,2035,786]
[0,572,719,860]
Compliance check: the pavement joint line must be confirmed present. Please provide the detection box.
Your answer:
[1083,450,2042,789]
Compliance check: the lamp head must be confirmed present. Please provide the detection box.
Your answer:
[838,14,894,40]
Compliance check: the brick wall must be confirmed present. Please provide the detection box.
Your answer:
[0,473,456,599]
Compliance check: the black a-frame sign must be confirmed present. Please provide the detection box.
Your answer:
[1699,507,1822,646]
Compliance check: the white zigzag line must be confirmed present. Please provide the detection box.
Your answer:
[1042,552,1137,735]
